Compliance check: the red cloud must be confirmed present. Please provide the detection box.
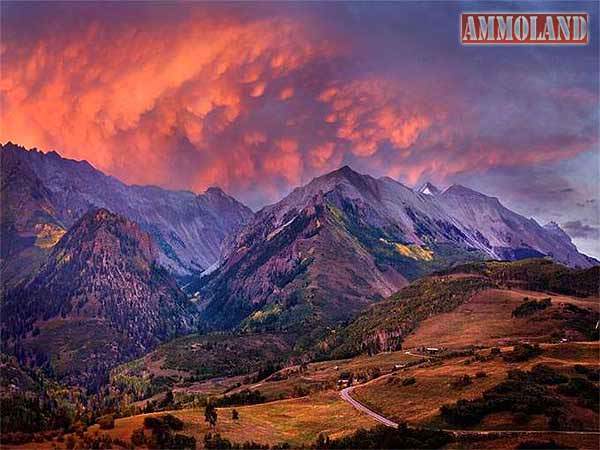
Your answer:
[1,7,596,208]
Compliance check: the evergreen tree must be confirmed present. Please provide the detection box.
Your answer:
[205,401,218,428]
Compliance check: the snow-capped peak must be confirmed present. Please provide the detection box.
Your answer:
[417,182,440,196]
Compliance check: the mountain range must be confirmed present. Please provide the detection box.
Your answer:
[0,143,597,385]
[1,142,252,286]
[196,165,596,334]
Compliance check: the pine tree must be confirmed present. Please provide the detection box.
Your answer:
[204,401,217,428]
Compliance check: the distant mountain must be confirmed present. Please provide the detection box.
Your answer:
[0,142,253,282]
[196,166,596,335]
[1,209,198,388]
[438,185,595,266]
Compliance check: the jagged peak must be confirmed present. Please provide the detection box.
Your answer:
[303,164,383,200]
[417,182,440,196]
[202,186,236,200]
[204,186,226,196]
[317,164,365,182]
[1,141,22,150]
[544,221,571,241]
[82,207,120,223]
[57,207,157,262]
[544,220,562,231]
[72,208,144,239]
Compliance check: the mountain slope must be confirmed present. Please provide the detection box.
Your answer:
[0,149,66,289]
[324,259,599,358]
[1,209,197,387]
[197,166,595,336]
[0,142,253,279]
[196,167,487,334]
[439,185,595,267]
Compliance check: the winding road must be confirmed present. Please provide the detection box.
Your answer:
[340,384,399,428]
[339,373,600,437]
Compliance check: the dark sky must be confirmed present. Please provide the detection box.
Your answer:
[1,1,598,256]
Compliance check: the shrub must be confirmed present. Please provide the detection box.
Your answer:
[502,343,542,363]
[172,433,196,450]
[204,432,233,449]
[214,389,266,407]
[529,364,568,385]
[314,423,452,449]
[451,375,472,389]
[574,364,599,381]
[513,412,530,425]
[97,414,115,430]
[441,368,563,426]
[512,298,551,318]
[65,435,77,450]
[369,368,381,379]
[0,432,35,445]
[143,416,164,430]
[162,414,184,431]
[113,438,130,449]
[475,371,487,378]
[557,377,597,409]
[402,377,416,386]
[131,428,145,447]
[516,440,575,449]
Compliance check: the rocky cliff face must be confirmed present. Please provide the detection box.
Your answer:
[197,166,596,335]
[1,209,197,387]
[0,143,253,279]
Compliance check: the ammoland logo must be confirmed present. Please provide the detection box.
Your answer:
[461,13,588,44]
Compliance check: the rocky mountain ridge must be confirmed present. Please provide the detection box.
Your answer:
[0,142,253,281]
[196,166,596,335]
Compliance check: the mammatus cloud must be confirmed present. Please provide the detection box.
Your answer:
[1,3,598,209]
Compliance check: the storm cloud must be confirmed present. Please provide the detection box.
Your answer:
[1,1,598,233]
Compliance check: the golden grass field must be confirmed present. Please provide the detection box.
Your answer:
[225,350,423,401]
[403,288,599,349]
[353,341,600,429]
[87,390,376,447]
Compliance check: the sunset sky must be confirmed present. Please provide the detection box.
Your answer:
[1,1,598,257]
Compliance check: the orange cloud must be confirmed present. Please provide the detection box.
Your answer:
[263,138,302,184]
[279,87,294,100]
[318,80,439,157]
[0,13,336,196]
[1,6,596,209]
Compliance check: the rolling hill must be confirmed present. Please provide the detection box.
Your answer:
[323,259,599,359]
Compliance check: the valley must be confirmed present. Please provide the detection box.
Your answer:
[4,272,597,449]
